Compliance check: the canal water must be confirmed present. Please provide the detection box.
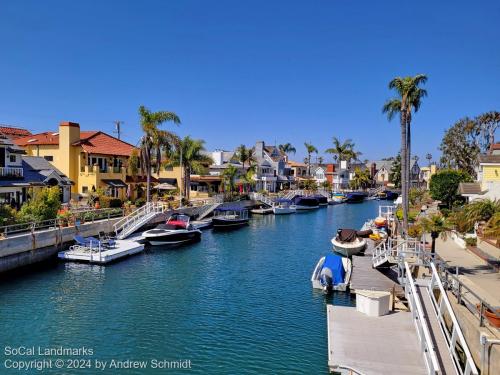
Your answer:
[0,200,384,374]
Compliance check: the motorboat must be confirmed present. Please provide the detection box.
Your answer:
[331,228,370,256]
[329,193,347,205]
[376,190,399,200]
[292,196,319,211]
[311,254,352,293]
[251,205,273,215]
[273,199,296,215]
[142,213,201,246]
[212,207,249,229]
[345,192,366,203]
[313,195,328,206]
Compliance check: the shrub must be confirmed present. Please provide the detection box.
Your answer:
[0,205,16,226]
[465,237,477,247]
[407,224,423,239]
[109,198,122,208]
[429,170,472,208]
[135,197,146,207]
[17,186,61,222]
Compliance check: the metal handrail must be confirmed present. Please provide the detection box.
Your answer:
[428,263,479,375]
[403,262,441,374]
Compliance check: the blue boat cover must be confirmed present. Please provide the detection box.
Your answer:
[216,205,247,212]
[276,198,292,203]
[321,254,345,286]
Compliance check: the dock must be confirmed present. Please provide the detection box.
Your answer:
[327,305,427,375]
[58,238,144,264]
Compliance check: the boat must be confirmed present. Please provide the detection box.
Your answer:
[142,213,202,246]
[273,199,296,215]
[313,195,328,206]
[311,254,352,293]
[331,228,368,256]
[212,207,249,229]
[329,193,347,204]
[251,205,273,215]
[376,190,399,200]
[345,192,366,203]
[292,196,319,211]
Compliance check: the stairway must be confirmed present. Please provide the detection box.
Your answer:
[113,202,167,239]
[250,192,275,206]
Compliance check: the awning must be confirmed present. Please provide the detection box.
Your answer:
[7,147,26,154]
[102,179,127,188]
[155,182,177,190]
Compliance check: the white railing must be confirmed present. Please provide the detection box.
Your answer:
[0,166,23,177]
[196,195,224,220]
[372,237,425,268]
[428,263,479,375]
[369,185,386,197]
[403,262,441,375]
[379,205,395,220]
[372,241,389,267]
[113,202,167,239]
[250,192,275,206]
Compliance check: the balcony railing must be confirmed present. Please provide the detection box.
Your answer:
[0,167,23,178]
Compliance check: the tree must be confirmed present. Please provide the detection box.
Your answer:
[304,142,318,176]
[350,167,371,190]
[278,143,296,160]
[301,178,317,191]
[429,170,472,208]
[321,180,332,192]
[127,149,140,180]
[389,153,402,188]
[477,111,500,150]
[325,137,356,163]
[426,153,432,167]
[172,136,213,200]
[463,199,500,227]
[241,166,256,193]
[439,117,481,177]
[418,213,452,254]
[138,105,180,202]
[222,165,239,194]
[383,74,428,235]
[17,186,61,222]
[236,144,256,170]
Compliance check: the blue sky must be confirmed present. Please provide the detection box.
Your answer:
[1,0,499,163]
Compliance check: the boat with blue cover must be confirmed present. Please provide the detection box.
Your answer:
[292,196,319,210]
[212,206,249,229]
[376,190,399,200]
[312,195,328,206]
[311,253,352,293]
[272,198,296,215]
[345,192,366,203]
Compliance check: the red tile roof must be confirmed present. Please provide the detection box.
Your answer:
[14,131,136,157]
[490,143,500,151]
[0,125,32,139]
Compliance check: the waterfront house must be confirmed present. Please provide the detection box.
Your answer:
[367,160,393,185]
[419,164,437,189]
[0,132,72,206]
[251,141,291,192]
[312,164,335,186]
[459,148,500,202]
[15,121,137,200]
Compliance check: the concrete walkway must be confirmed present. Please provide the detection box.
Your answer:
[434,237,500,308]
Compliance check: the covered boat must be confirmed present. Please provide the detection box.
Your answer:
[292,196,319,210]
[273,198,296,215]
[329,193,347,204]
[311,254,352,293]
[142,213,202,246]
[313,195,328,206]
[331,228,367,256]
[345,192,366,203]
[212,206,249,229]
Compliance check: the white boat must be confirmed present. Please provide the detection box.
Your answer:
[142,214,202,246]
[251,206,273,215]
[311,254,352,292]
[331,229,367,257]
[272,199,296,215]
[330,193,347,204]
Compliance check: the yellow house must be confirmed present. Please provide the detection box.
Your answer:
[15,121,139,200]
[459,153,500,201]
[419,164,437,189]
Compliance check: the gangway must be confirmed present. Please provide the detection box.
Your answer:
[113,202,167,239]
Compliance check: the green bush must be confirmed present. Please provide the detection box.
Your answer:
[0,205,16,226]
[465,237,477,247]
[429,170,472,208]
[17,186,61,222]
[135,197,146,207]
[109,198,122,208]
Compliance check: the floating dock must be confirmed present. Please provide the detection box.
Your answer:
[327,305,427,375]
[58,239,144,264]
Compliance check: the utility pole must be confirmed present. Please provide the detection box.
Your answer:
[113,120,124,140]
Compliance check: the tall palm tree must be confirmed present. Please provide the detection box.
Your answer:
[278,143,296,161]
[383,74,427,235]
[304,142,318,176]
[236,144,256,170]
[222,165,239,195]
[138,105,180,202]
[172,136,213,200]
[325,137,360,164]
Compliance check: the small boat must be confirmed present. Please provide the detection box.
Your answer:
[292,196,319,211]
[142,213,202,246]
[212,207,249,229]
[345,192,366,203]
[329,193,347,204]
[251,205,273,215]
[376,190,398,200]
[311,254,352,293]
[273,199,296,215]
[331,228,368,256]
[313,195,328,206]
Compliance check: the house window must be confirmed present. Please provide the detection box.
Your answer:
[82,186,88,194]
[44,156,54,161]
[9,155,16,163]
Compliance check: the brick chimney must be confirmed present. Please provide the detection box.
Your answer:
[370,162,377,178]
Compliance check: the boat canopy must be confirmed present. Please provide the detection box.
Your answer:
[215,205,247,212]
[322,254,345,286]
[276,198,292,203]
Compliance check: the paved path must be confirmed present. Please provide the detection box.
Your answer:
[434,237,500,307]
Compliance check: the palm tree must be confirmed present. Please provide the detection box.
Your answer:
[241,165,256,193]
[138,105,180,202]
[279,143,296,161]
[350,167,371,190]
[304,142,318,176]
[236,144,256,170]
[325,137,361,164]
[463,199,500,228]
[383,74,428,235]
[222,165,239,195]
[426,153,432,167]
[418,213,452,254]
[172,136,213,200]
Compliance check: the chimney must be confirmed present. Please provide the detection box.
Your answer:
[59,121,80,187]
[370,163,377,178]
[255,141,264,158]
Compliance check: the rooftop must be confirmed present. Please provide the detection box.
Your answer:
[0,125,32,139]
[479,154,500,164]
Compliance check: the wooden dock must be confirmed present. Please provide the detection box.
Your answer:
[327,305,427,375]
[58,239,144,264]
